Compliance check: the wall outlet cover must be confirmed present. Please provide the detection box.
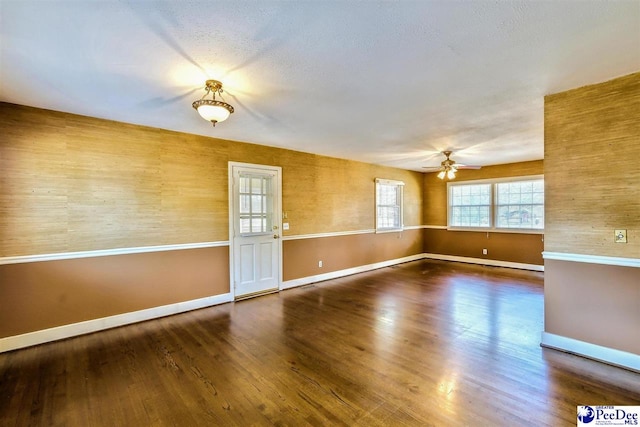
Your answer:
[614,229,627,243]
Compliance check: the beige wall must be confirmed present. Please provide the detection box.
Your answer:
[545,260,640,355]
[284,229,423,281]
[424,229,543,265]
[544,72,640,356]
[0,102,424,340]
[423,160,544,265]
[0,247,229,338]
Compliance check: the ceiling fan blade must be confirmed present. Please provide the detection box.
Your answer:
[421,150,483,171]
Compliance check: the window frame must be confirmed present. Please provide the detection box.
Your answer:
[375,178,404,233]
[446,175,544,234]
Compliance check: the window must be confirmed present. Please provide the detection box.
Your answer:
[495,179,544,229]
[375,178,404,231]
[449,183,491,228]
[448,176,544,231]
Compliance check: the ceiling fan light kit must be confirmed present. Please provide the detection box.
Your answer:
[425,150,481,180]
[192,80,234,126]
[438,150,458,180]
[437,168,456,180]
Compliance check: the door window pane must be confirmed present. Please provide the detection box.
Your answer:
[238,173,273,234]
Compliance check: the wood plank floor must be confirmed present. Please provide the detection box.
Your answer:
[1,259,639,426]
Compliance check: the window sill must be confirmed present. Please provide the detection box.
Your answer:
[446,227,544,235]
[375,228,404,234]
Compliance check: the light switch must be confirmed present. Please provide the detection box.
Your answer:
[614,229,627,243]
[283,222,289,230]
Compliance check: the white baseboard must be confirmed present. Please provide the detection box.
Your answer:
[423,253,544,271]
[0,293,233,353]
[541,332,640,373]
[282,252,543,290]
[281,254,427,289]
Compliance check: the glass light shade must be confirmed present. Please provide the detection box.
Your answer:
[447,169,456,179]
[437,170,446,179]
[196,104,231,123]
[192,98,234,125]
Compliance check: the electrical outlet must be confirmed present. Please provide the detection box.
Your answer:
[482,248,488,255]
[318,260,323,268]
[615,229,627,243]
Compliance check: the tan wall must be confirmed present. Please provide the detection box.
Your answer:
[283,229,423,281]
[0,103,423,257]
[423,160,543,226]
[544,72,640,355]
[423,160,544,265]
[0,247,229,338]
[0,102,424,340]
[544,72,640,257]
[0,106,230,255]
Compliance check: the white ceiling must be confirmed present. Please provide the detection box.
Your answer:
[1,1,639,171]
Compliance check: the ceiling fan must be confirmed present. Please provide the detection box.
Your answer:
[423,151,481,180]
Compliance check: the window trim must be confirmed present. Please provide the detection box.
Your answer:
[446,175,544,234]
[375,178,405,233]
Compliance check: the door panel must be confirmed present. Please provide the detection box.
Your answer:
[230,163,281,299]
[239,243,255,284]
[259,242,274,278]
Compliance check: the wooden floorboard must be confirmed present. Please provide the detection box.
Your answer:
[1,259,639,426]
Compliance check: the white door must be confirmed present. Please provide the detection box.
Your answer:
[229,162,282,299]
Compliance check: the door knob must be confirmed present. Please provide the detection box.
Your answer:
[273,234,280,239]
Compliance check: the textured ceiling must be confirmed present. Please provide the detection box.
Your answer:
[1,1,639,171]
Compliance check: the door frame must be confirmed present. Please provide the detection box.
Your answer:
[228,161,283,300]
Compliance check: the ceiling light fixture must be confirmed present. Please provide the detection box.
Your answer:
[192,80,234,126]
[437,151,458,180]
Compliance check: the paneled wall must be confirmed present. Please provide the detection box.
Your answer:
[543,72,640,360]
[423,160,544,266]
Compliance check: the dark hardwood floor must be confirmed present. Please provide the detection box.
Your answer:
[1,259,639,426]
